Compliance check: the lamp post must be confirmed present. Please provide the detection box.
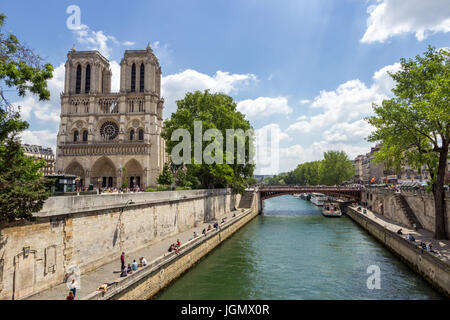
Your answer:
[121,199,135,213]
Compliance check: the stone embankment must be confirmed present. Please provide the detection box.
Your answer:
[0,189,251,300]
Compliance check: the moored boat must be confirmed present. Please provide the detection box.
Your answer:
[322,201,342,217]
[310,193,328,206]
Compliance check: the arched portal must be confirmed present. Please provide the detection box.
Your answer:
[65,161,85,188]
[123,159,144,189]
[91,157,117,188]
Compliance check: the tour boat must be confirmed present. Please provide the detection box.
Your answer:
[322,201,342,217]
[300,193,311,201]
[310,193,328,206]
[293,193,301,198]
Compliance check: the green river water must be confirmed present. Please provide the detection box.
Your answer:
[155,195,443,300]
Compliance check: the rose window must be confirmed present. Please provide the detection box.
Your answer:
[100,121,119,140]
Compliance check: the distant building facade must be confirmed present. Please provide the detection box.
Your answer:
[55,45,166,189]
[352,143,438,184]
[22,144,55,175]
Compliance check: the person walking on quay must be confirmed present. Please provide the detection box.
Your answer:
[120,252,125,270]
[69,279,77,298]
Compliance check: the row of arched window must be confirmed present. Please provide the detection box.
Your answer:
[131,63,145,92]
[73,129,144,142]
[75,62,145,94]
[75,64,91,94]
[73,130,88,142]
[129,129,144,141]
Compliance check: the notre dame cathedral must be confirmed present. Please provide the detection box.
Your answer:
[56,44,166,189]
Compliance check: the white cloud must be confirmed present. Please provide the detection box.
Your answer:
[286,120,313,134]
[259,62,401,173]
[72,24,118,58]
[361,0,450,43]
[161,69,257,116]
[20,130,57,152]
[13,63,65,125]
[122,41,135,46]
[299,99,311,105]
[237,97,292,119]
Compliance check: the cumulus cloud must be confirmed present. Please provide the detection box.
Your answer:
[361,0,450,43]
[237,97,293,119]
[13,62,65,125]
[20,129,57,152]
[299,99,311,105]
[262,62,402,173]
[161,69,257,117]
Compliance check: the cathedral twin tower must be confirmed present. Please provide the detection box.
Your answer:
[56,44,166,189]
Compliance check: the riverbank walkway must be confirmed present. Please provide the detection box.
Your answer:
[27,209,243,300]
[349,206,450,265]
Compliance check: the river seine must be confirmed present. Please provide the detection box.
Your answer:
[155,195,443,299]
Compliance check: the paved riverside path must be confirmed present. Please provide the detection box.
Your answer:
[27,209,244,300]
[349,206,450,264]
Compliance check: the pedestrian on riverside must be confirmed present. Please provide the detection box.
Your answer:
[69,278,77,297]
[120,252,125,270]
[66,291,75,300]
[176,239,181,247]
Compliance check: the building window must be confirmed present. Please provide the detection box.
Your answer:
[131,63,136,92]
[138,129,144,141]
[82,130,88,142]
[75,65,81,94]
[130,130,135,141]
[74,130,79,142]
[140,63,145,92]
[85,64,91,93]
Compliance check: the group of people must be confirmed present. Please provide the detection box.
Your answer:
[120,252,148,278]
[168,239,182,253]
[397,229,440,255]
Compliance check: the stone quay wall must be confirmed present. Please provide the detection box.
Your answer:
[0,189,241,300]
[346,207,450,297]
[84,194,259,300]
[362,189,450,238]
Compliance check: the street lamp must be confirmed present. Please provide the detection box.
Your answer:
[121,199,135,213]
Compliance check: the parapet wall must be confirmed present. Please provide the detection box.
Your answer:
[0,189,241,300]
[362,189,450,238]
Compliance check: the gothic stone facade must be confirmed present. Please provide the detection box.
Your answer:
[56,45,166,189]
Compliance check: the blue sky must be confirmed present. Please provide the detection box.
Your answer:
[2,0,450,174]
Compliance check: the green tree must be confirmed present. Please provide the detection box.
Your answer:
[157,163,174,186]
[366,46,449,240]
[162,90,255,193]
[319,151,355,186]
[0,14,54,222]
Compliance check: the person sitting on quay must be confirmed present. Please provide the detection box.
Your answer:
[132,259,138,271]
[127,263,133,274]
[213,222,219,230]
[120,265,128,277]
[96,282,118,293]
[207,225,212,231]
[139,257,147,267]
[176,239,181,247]
[202,228,206,236]
[397,228,403,235]
[168,243,175,252]
[66,291,75,300]
[193,231,198,238]
[407,234,415,242]
[232,213,236,218]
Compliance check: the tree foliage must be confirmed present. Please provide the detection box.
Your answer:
[0,14,54,223]
[366,46,449,239]
[263,151,353,186]
[157,163,174,186]
[162,90,255,193]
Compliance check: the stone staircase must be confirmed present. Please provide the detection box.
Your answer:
[394,193,423,229]
[238,190,254,209]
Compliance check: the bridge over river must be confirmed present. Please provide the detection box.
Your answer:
[257,186,361,202]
